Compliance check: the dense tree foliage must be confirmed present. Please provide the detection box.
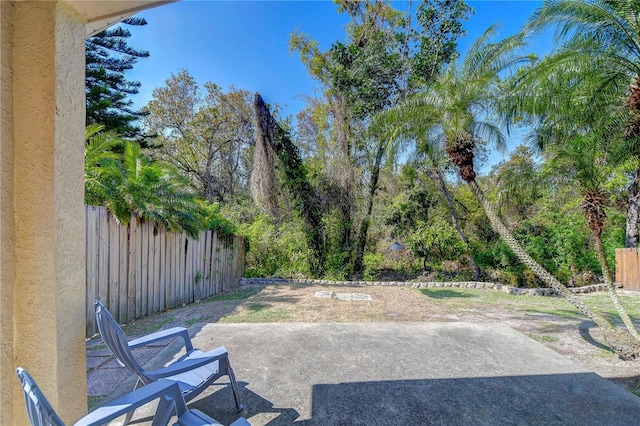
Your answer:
[523,0,640,248]
[129,1,637,291]
[142,70,254,203]
[289,0,473,275]
[85,125,235,238]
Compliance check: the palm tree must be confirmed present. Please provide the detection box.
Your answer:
[84,124,128,217]
[524,0,640,248]
[548,137,640,340]
[506,53,640,341]
[385,27,640,358]
[119,141,205,237]
[85,126,206,237]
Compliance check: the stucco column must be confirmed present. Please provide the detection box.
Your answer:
[1,1,86,423]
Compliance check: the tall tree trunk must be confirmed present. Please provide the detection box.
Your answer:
[429,167,481,280]
[468,179,640,359]
[625,166,640,248]
[333,94,354,264]
[353,143,385,272]
[250,113,278,216]
[253,94,326,276]
[202,171,219,204]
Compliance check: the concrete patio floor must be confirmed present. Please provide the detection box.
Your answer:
[99,322,640,425]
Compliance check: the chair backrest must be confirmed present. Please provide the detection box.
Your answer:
[15,368,65,426]
[93,300,149,382]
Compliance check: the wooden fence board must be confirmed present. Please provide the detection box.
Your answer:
[167,232,174,308]
[86,206,98,334]
[108,214,120,321]
[196,234,203,301]
[211,233,219,294]
[232,236,238,285]
[135,217,144,317]
[158,229,165,311]
[181,233,186,303]
[199,235,205,297]
[118,221,128,323]
[127,215,138,321]
[204,232,212,297]
[234,236,241,284]
[97,208,109,309]
[178,233,185,304]
[166,232,172,308]
[173,232,180,306]
[192,235,198,301]
[151,225,157,310]
[237,236,243,283]
[142,222,153,315]
[222,236,228,291]
[192,235,199,301]
[151,228,158,313]
[212,233,218,295]
[183,239,195,303]
[140,220,149,317]
[194,236,199,301]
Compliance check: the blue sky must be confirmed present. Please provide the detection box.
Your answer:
[125,0,553,169]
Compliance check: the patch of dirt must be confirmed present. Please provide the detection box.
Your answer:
[123,283,640,395]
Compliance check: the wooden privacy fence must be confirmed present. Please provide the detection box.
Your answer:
[85,206,246,337]
[615,248,640,291]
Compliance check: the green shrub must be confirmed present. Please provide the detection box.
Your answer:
[240,214,311,277]
[363,253,385,281]
[407,217,468,270]
[201,201,237,236]
[474,208,604,287]
[321,208,353,279]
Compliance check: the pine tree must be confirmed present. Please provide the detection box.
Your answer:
[86,17,149,138]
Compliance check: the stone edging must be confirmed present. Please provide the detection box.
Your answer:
[239,277,611,296]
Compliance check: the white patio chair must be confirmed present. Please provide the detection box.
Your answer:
[16,367,249,426]
[93,300,243,424]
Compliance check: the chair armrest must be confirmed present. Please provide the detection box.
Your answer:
[74,380,187,426]
[128,327,194,352]
[144,350,228,380]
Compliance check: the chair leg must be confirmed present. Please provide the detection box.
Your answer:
[122,405,136,424]
[151,395,176,426]
[122,378,144,425]
[223,359,244,412]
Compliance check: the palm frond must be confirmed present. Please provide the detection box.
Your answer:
[526,0,640,74]
[473,122,507,153]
